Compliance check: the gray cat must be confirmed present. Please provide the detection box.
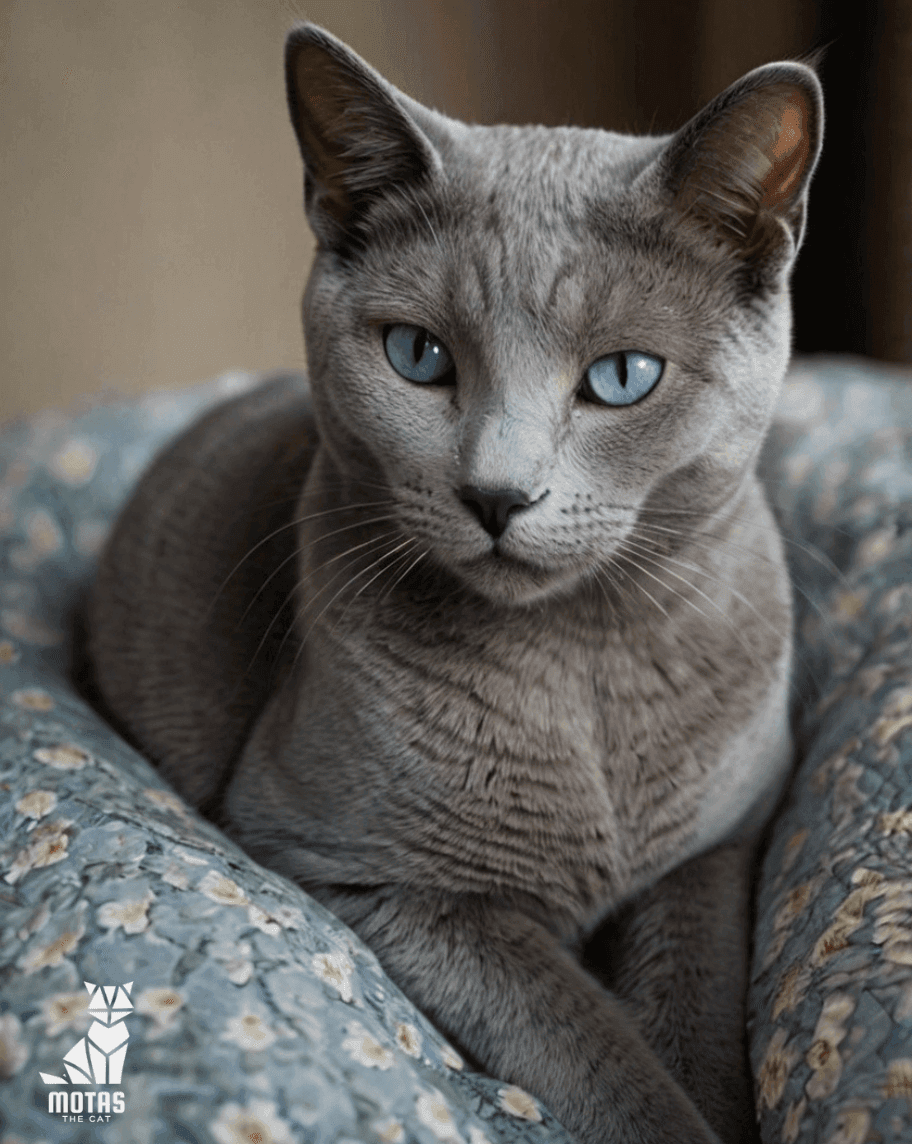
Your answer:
[87,25,823,1144]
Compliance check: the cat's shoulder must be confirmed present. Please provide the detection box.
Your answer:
[174,369,316,463]
[87,370,320,807]
[93,369,320,616]
[126,370,319,522]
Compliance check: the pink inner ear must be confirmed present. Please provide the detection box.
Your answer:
[761,91,811,209]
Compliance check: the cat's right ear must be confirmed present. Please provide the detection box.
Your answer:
[658,61,824,265]
[285,24,441,250]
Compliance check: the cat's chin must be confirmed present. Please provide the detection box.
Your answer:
[454,551,585,608]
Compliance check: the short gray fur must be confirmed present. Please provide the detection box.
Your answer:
[87,26,824,1144]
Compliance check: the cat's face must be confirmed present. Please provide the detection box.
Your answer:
[287,27,822,606]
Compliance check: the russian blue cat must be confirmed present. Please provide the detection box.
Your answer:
[88,25,822,1144]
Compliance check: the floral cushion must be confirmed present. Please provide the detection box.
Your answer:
[1,357,910,1144]
[750,360,912,1144]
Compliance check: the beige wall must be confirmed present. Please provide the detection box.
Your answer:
[1,0,811,420]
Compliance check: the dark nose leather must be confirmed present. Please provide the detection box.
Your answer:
[459,485,532,539]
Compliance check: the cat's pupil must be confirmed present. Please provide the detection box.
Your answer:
[411,329,427,364]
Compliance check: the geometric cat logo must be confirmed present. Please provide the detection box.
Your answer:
[40,982,133,1086]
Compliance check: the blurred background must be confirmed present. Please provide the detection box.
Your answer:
[0,1,904,420]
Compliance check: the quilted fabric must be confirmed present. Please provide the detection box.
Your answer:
[750,360,912,1143]
[0,357,910,1143]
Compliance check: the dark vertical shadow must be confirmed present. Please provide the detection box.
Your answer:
[863,1,912,362]
[790,3,878,356]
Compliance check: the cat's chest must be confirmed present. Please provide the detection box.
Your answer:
[349,604,764,918]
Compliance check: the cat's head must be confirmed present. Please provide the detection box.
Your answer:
[285,25,822,607]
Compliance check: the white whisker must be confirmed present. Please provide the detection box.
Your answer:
[613,547,762,673]
[330,544,427,635]
[632,517,842,633]
[245,529,405,676]
[379,547,429,603]
[622,532,829,699]
[621,535,783,644]
[234,512,403,631]
[292,536,420,662]
[414,198,447,262]
[597,559,699,754]
[637,505,850,584]
[205,497,398,619]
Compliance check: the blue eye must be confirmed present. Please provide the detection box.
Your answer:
[384,324,454,384]
[581,352,664,406]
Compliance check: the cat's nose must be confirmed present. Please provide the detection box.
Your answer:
[459,485,532,539]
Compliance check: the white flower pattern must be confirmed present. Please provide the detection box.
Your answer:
[341,1024,394,1070]
[312,952,354,1003]
[415,1090,464,1142]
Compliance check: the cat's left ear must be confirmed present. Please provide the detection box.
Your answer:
[659,62,823,260]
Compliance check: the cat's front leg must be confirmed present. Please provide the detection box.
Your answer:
[604,842,758,1144]
[317,885,721,1144]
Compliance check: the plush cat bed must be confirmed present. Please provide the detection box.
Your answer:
[0,356,910,1144]
[750,359,912,1144]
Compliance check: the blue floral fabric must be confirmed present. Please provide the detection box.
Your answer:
[750,360,912,1144]
[0,357,910,1144]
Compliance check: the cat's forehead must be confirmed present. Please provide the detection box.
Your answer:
[345,119,737,357]
[448,123,666,220]
[447,129,662,321]
[438,132,717,333]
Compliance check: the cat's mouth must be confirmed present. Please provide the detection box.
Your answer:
[464,539,545,573]
[487,544,533,569]
[455,545,585,605]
